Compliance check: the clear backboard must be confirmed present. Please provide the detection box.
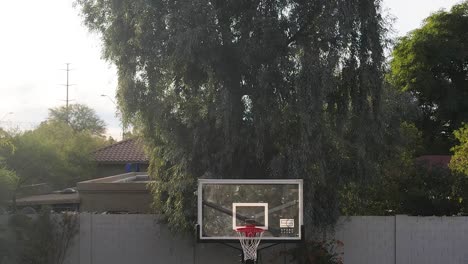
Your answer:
[197,179,303,242]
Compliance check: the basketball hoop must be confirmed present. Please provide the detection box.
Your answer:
[236,225,264,263]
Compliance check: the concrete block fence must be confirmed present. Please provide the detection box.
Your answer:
[2,214,468,264]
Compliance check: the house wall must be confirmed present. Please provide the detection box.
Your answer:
[2,214,468,264]
[79,191,152,213]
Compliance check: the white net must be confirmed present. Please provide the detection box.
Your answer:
[236,227,264,262]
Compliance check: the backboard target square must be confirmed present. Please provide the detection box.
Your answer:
[232,203,268,230]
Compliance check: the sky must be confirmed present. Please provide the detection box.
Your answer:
[0,0,462,140]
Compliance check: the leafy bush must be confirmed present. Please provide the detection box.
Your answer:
[450,123,468,176]
[0,210,78,264]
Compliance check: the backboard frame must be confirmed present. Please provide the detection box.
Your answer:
[197,179,304,243]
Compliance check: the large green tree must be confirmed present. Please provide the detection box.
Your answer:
[77,0,389,230]
[48,104,106,136]
[389,2,468,154]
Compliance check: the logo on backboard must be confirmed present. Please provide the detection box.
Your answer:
[280,219,294,228]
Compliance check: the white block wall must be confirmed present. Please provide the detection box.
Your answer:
[335,216,395,264]
[2,214,468,264]
[76,214,194,264]
[395,215,468,264]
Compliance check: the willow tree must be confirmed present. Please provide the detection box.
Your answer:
[76,0,388,230]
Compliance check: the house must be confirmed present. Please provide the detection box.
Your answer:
[10,172,154,214]
[7,139,153,214]
[93,138,149,178]
[13,188,80,213]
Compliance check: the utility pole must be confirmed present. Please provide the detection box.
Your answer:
[66,63,70,112]
[61,63,74,124]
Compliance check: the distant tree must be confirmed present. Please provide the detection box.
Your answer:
[0,129,14,155]
[340,121,423,215]
[77,0,390,230]
[450,123,468,175]
[389,2,468,153]
[48,104,106,136]
[106,136,117,145]
[122,130,134,140]
[341,118,468,216]
[397,164,466,216]
[5,122,106,190]
[0,129,18,207]
[341,162,468,216]
[0,168,17,208]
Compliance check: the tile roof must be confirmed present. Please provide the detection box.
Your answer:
[93,138,149,164]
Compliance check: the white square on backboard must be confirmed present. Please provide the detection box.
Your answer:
[232,203,268,230]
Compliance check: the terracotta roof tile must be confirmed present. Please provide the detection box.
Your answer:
[93,138,149,164]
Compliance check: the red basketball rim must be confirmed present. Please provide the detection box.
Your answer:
[236,225,265,237]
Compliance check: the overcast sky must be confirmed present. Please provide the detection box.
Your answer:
[0,0,462,140]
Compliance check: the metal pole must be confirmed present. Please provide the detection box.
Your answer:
[61,63,74,124]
